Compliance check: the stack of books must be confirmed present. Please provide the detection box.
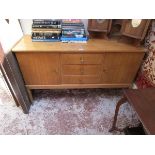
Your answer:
[31,19,62,42]
[61,19,88,43]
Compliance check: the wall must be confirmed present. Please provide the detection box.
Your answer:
[0,19,23,54]
[20,19,88,34]
[20,19,32,35]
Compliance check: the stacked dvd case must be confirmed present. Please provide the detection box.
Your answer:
[61,19,88,43]
[31,19,62,42]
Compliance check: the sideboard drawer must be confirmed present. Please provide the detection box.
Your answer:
[62,75,101,84]
[61,54,103,64]
[62,65,102,75]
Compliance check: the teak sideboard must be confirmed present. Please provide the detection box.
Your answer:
[12,35,145,98]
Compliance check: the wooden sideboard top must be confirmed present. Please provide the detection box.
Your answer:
[12,35,145,53]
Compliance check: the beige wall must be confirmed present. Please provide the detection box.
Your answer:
[0,19,23,54]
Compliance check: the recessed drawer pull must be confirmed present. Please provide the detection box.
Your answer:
[80,56,84,64]
[103,68,107,72]
[54,69,59,74]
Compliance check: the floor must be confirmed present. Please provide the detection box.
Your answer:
[0,71,140,135]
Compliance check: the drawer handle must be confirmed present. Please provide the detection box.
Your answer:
[54,69,59,74]
[80,57,84,64]
[103,68,107,72]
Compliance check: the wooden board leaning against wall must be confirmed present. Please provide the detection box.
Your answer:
[0,42,31,114]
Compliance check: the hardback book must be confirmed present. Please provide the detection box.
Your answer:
[32,30,61,34]
[33,19,61,25]
[62,30,85,35]
[32,32,61,40]
[32,24,61,29]
[61,37,88,42]
[61,34,86,38]
[32,39,61,42]
[32,28,61,31]
[62,19,82,23]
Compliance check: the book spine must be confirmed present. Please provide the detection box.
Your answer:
[32,33,61,40]
[61,34,86,38]
[32,28,61,31]
[33,19,61,25]
[62,27,85,31]
[32,36,61,40]
[32,30,61,33]
[61,37,88,41]
[61,41,87,43]
[32,25,61,29]
[62,23,84,27]
[62,30,85,35]
[32,39,60,42]
[33,21,61,25]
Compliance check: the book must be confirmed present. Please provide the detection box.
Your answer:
[33,19,61,25]
[32,28,61,31]
[62,30,85,35]
[62,23,84,26]
[62,19,82,24]
[32,30,61,34]
[61,41,87,43]
[32,32,61,40]
[32,39,61,42]
[61,37,88,42]
[32,24,61,29]
[61,34,86,38]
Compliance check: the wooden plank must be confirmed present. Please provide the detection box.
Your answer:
[2,52,31,114]
[1,43,31,113]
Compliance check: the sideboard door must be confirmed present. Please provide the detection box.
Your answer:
[101,52,145,85]
[15,53,60,86]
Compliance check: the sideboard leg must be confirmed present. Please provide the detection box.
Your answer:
[109,96,127,132]
[27,88,33,103]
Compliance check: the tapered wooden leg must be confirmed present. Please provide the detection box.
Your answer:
[109,96,127,132]
[27,88,33,103]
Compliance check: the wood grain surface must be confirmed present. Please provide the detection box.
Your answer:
[12,35,144,53]
[124,88,155,134]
